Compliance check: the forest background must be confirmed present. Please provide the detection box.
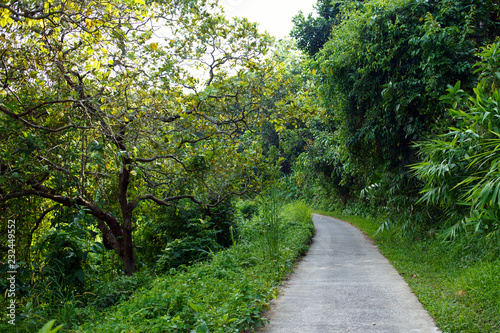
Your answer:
[0,0,499,332]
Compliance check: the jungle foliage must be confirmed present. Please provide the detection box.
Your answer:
[291,0,345,57]
[1,195,313,332]
[412,43,500,243]
[290,0,500,232]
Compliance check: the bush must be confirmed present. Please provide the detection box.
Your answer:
[236,200,260,220]
[412,42,500,241]
[155,230,222,272]
[136,200,237,267]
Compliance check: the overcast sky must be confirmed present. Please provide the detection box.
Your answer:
[220,0,318,38]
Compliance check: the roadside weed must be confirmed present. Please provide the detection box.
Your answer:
[76,201,313,332]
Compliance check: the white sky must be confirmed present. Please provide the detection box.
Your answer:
[220,0,318,38]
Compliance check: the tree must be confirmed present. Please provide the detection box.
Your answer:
[311,0,500,197]
[0,0,291,275]
[291,0,364,57]
[290,0,340,57]
[253,39,318,175]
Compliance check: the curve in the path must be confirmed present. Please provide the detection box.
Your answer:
[258,214,441,333]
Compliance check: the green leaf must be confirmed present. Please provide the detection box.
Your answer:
[37,320,64,333]
[188,301,203,312]
[75,269,86,282]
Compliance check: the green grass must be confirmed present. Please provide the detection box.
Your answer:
[72,201,314,333]
[314,210,500,333]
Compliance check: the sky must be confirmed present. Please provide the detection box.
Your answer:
[219,0,318,39]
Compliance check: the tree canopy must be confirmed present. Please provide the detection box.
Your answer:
[0,0,298,274]
[299,0,500,199]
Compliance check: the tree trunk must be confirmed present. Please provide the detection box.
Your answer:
[98,216,136,275]
[119,163,137,275]
[122,218,136,275]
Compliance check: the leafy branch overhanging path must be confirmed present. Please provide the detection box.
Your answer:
[258,214,441,332]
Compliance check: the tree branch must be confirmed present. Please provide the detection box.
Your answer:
[135,154,195,172]
[0,104,90,132]
[0,188,121,236]
[0,4,65,21]
[27,205,59,257]
[96,218,122,254]
[131,194,203,209]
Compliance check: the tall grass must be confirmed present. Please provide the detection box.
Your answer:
[259,186,284,263]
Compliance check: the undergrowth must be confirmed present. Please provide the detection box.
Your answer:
[72,200,313,333]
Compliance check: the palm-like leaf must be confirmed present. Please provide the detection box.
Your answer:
[413,42,500,239]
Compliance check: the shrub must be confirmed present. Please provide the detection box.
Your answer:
[155,230,222,272]
[413,42,500,242]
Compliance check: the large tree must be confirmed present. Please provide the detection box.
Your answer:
[311,0,500,194]
[0,0,290,274]
[290,0,364,57]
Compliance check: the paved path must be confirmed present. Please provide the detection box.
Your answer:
[258,214,441,333]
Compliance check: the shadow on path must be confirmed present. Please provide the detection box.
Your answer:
[257,214,441,333]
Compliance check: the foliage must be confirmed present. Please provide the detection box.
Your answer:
[290,117,356,206]
[253,38,318,176]
[37,320,64,333]
[155,230,222,272]
[258,186,283,263]
[0,217,105,330]
[0,196,312,332]
[291,0,344,56]
[0,261,155,331]
[288,1,500,331]
[75,200,313,333]
[387,239,500,333]
[306,0,500,205]
[412,42,500,241]
[32,224,89,290]
[0,0,300,275]
[234,199,259,220]
[135,200,237,268]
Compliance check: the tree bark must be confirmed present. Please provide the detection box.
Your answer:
[118,159,137,275]
[122,217,136,276]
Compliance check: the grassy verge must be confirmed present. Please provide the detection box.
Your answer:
[314,210,500,333]
[73,201,314,333]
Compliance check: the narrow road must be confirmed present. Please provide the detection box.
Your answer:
[258,214,441,333]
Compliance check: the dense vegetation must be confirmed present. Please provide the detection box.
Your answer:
[1,0,499,331]
[1,187,314,332]
[287,0,500,331]
[288,0,500,237]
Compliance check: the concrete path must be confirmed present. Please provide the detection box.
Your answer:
[257,214,441,333]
